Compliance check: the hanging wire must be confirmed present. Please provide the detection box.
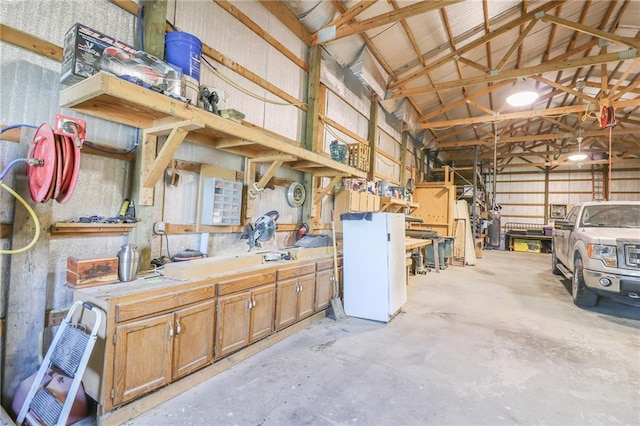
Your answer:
[165,19,307,109]
[492,124,498,209]
[608,126,612,201]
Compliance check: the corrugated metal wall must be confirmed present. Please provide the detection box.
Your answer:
[492,165,640,227]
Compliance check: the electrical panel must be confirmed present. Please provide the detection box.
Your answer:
[200,178,242,225]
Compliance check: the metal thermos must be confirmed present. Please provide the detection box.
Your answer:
[117,244,140,282]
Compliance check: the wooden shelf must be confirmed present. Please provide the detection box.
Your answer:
[379,197,419,214]
[59,72,367,191]
[51,222,136,238]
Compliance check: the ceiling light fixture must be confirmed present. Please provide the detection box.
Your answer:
[506,78,539,107]
[568,128,588,161]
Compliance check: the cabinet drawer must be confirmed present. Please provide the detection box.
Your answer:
[316,259,334,272]
[277,263,316,281]
[116,285,216,323]
[217,271,277,296]
[317,257,343,271]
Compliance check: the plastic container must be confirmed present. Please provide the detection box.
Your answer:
[165,31,202,82]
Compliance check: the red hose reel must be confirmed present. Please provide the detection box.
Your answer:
[26,115,86,203]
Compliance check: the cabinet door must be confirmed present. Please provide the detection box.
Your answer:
[172,300,215,380]
[113,314,173,407]
[215,292,251,359]
[249,283,276,342]
[298,274,316,320]
[275,278,298,331]
[315,269,333,312]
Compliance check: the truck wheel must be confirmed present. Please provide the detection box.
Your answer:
[552,250,561,275]
[572,257,598,307]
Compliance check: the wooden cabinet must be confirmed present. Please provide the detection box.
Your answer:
[215,283,276,359]
[74,255,334,418]
[113,314,172,407]
[113,300,215,406]
[314,269,333,312]
[334,190,380,232]
[173,301,215,379]
[275,263,317,330]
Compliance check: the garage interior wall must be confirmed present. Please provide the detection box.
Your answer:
[492,165,640,226]
[0,0,419,402]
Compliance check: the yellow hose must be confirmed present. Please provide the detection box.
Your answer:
[0,181,40,254]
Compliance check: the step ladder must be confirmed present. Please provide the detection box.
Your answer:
[592,167,605,201]
[17,301,102,426]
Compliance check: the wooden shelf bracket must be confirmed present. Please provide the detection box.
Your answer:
[246,154,297,198]
[142,119,205,188]
[314,174,346,208]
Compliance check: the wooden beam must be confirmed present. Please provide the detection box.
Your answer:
[390,1,563,89]
[321,1,377,30]
[141,0,167,56]
[419,80,513,122]
[542,13,640,49]
[532,75,596,103]
[314,0,462,44]
[455,55,492,74]
[394,49,640,98]
[108,0,139,15]
[437,127,640,148]
[611,80,640,101]
[466,99,496,116]
[259,0,312,45]
[0,24,63,61]
[424,104,587,129]
[609,58,639,94]
[214,0,308,72]
[495,18,539,72]
[319,114,369,145]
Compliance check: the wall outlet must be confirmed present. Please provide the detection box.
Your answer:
[154,222,166,234]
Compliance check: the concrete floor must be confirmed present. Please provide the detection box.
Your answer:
[126,250,640,425]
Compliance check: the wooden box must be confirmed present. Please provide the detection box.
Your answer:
[348,142,370,172]
[66,255,119,288]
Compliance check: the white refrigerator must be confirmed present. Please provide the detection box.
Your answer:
[341,212,407,322]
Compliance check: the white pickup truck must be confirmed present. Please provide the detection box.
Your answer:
[552,201,640,307]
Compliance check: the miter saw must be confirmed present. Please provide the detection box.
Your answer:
[241,210,279,251]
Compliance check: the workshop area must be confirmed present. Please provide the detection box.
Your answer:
[1,1,639,425]
[124,250,640,426]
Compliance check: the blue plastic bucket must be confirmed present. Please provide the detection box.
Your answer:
[165,31,202,82]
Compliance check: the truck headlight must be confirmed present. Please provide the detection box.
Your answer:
[588,244,617,267]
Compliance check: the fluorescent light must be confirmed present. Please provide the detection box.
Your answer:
[568,153,588,161]
[506,79,539,107]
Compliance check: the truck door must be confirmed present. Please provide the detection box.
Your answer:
[557,206,580,264]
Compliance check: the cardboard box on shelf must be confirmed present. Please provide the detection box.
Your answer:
[61,23,182,97]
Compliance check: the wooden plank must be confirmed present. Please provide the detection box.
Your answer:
[321,1,377,30]
[214,0,308,72]
[108,0,139,15]
[0,124,22,142]
[163,254,264,280]
[495,18,539,72]
[395,49,640,98]
[99,310,326,425]
[0,23,63,61]
[314,0,463,44]
[0,223,11,239]
[542,13,640,49]
[60,73,367,179]
[319,114,369,145]
[390,1,563,89]
[259,0,312,45]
